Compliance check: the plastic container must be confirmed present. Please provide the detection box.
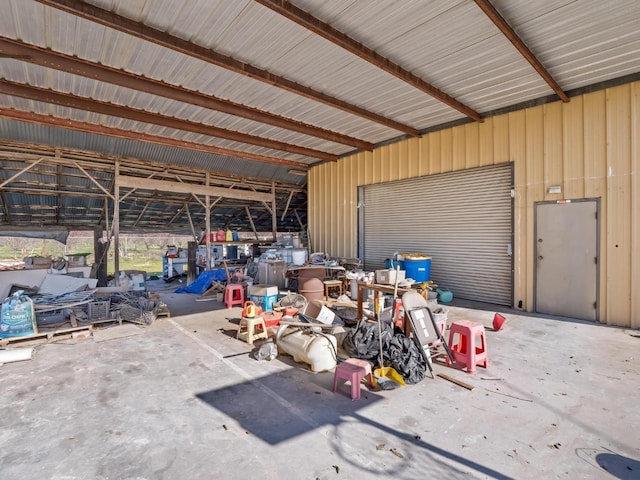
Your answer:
[216,230,226,242]
[262,310,283,328]
[242,301,257,318]
[376,269,406,285]
[436,287,453,303]
[403,255,432,282]
[291,248,307,266]
[249,294,277,312]
[276,325,337,372]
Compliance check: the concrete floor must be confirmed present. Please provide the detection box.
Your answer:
[1,282,639,480]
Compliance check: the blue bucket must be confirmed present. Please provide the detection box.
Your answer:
[404,257,431,282]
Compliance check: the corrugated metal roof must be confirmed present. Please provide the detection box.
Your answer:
[1,0,639,231]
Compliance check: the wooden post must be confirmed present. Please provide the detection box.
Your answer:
[187,241,197,284]
[113,159,121,284]
[205,172,211,271]
[271,182,277,242]
[93,226,108,287]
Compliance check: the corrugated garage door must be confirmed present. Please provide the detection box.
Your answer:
[359,163,513,306]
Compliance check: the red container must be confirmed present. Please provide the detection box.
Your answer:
[493,313,506,331]
[262,310,283,328]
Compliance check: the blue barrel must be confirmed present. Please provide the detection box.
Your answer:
[403,256,432,282]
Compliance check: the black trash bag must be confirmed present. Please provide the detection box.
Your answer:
[342,319,393,361]
[385,332,428,384]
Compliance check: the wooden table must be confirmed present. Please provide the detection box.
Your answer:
[356,281,413,320]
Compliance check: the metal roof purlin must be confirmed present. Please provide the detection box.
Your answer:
[0,80,337,162]
[34,0,420,137]
[473,0,569,103]
[255,0,482,122]
[0,108,310,169]
[0,37,372,151]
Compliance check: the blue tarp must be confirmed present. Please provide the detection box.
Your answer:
[175,268,232,294]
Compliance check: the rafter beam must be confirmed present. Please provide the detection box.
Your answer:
[245,206,258,240]
[0,80,336,161]
[280,190,294,221]
[473,0,569,102]
[0,37,372,151]
[0,107,310,169]
[72,161,115,200]
[35,0,419,137]
[0,156,44,188]
[117,175,274,203]
[256,0,482,121]
[133,199,153,227]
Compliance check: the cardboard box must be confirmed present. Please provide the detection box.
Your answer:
[249,284,278,297]
[375,269,406,285]
[304,300,336,325]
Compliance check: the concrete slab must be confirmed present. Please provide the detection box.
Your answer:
[93,324,145,343]
[0,286,638,479]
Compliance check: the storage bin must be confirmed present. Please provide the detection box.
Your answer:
[403,255,432,282]
[88,300,111,320]
[35,309,66,325]
[375,269,406,285]
[249,294,278,312]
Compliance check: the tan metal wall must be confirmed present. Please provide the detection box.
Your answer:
[309,81,640,328]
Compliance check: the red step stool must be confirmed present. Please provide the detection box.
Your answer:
[333,359,373,400]
[224,284,245,309]
[447,320,488,374]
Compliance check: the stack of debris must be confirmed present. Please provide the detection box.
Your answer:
[0,271,169,348]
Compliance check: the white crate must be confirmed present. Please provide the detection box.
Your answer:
[375,269,406,285]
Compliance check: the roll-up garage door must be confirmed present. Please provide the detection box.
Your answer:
[360,163,513,306]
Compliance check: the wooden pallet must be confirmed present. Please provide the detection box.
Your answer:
[0,325,93,347]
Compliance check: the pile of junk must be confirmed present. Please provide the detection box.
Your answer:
[243,283,453,392]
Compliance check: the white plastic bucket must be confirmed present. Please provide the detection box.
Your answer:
[292,248,307,266]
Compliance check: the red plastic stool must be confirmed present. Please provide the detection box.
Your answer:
[224,284,245,309]
[333,360,369,400]
[447,320,488,374]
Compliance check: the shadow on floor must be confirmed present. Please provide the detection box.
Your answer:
[575,448,640,479]
[196,369,514,479]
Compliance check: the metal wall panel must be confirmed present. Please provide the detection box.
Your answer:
[605,85,632,325]
[361,164,513,305]
[309,81,640,328]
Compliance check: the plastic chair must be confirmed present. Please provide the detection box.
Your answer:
[447,320,488,374]
[224,284,244,309]
[237,316,268,345]
[401,291,455,378]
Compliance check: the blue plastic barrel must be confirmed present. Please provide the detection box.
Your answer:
[403,256,432,282]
